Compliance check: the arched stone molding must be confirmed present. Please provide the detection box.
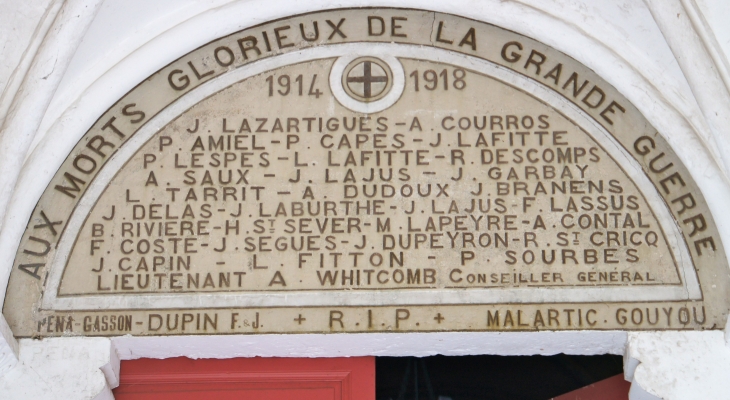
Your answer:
[4,0,730,308]
[644,0,730,182]
[0,0,103,232]
[1,1,730,399]
[0,0,104,373]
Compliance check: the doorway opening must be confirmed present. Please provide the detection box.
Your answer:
[113,354,625,399]
[376,354,624,400]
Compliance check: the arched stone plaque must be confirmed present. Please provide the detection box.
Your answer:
[4,8,728,337]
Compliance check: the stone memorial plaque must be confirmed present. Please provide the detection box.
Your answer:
[4,8,728,337]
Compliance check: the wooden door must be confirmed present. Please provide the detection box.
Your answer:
[552,374,630,400]
[113,356,375,400]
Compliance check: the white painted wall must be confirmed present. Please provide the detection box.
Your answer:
[1,0,730,399]
[0,337,118,400]
[0,0,53,126]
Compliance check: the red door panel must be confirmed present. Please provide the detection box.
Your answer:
[113,356,374,400]
[552,373,630,400]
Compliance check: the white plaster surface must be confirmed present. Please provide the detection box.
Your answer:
[113,331,627,359]
[0,314,18,375]
[0,337,118,400]
[1,0,730,399]
[694,0,730,89]
[644,0,730,181]
[0,0,102,234]
[0,0,54,125]
[626,331,730,400]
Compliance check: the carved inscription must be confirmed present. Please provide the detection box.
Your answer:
[61,58,679,296]
[4,8,727,337]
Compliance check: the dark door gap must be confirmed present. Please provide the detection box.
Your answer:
[376,354,623,400]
